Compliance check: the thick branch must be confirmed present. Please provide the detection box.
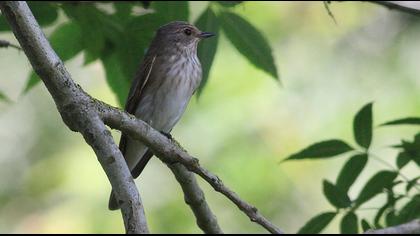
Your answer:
[365,219,420,234]
[98,103,284,234]
[168,163,223,234]
[0,2,148,233]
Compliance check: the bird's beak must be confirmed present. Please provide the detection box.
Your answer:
[199,32,215,39]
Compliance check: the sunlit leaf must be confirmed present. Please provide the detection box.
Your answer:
[340,212,358,234]
[284,140,353,161]
[195,7,220,95]
[355,171,398,207]
[336,154,368,193]
[220,11,279,80]
[353,103,373,149]
[297,212,337,234]
[323,180,351,208]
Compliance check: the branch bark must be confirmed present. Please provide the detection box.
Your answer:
[0,2,148,234]
[98,103,284,234]
[168,163,223,234]
[365,219,420,234]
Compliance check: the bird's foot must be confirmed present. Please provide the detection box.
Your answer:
[160,131,173,140]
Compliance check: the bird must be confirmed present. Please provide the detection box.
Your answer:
[108,21,215,210]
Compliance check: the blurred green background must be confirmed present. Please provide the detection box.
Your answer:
[0,1,419,233]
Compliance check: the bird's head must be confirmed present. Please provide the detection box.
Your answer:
[155,21,215,50]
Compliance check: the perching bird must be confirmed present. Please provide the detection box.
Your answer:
[108,21,214,210]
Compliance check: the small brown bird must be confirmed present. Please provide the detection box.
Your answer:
[109,21,214,210]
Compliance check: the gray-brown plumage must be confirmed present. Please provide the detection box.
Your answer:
[109,21,214,210]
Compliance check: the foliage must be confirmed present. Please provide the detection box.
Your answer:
[0,1,279,105]
[284,102,420,234]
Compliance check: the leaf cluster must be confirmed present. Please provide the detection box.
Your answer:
[284,103,420,234]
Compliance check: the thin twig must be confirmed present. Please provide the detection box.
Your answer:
[0,39,22,50]
[323,1,338,25]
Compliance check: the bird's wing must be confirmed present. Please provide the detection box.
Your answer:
[119,55,156,176]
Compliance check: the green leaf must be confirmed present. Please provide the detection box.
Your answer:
[353,103,373,149]
[124,13,164,72]
[336,154,368,193]
[28,2,58,27]
[217,1,243,7]
[1,3,58,31]
[0,91,10,102]
[151,1,189,22]
[395,134,420,167]
[395,194,420,224]
[0,15,11,32]
[195,7,219,95]
[62,5,106,64]
[340,212,358,234]
[355,171,398,207]
[380,117,420,126]
[374,201,391,228]
[396,152,410,169]
[361,219,372,232]
[323,180,352,208]
[406,177,420,193]
[297,212,337,234]
[385,210,398,227]
[23,71,41,94]
[101,53,131,106]
[284,140,353,161]
[113,2,134,25]
[220,11,279,80]
[49,22,83,61]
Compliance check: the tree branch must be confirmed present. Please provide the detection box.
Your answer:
[168,163,223,234]
[366,1,420,16]
[365,219,420,234]
[98,103,285,234]
[0,1,148,234]
[0,39,22,50]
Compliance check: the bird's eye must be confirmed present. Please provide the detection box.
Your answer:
[184,28,192,36]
